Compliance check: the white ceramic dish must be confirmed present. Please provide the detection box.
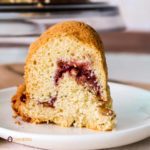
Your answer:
[0,83,150,150]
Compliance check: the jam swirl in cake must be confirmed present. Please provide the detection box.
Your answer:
[20,93,26,103]
[55,60,101,97]
[38,97,57,108]
[24,60,102,108]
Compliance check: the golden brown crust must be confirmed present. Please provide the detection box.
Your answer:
[12,84,25,114]
[12,84,32,123]
[26,21,108,79]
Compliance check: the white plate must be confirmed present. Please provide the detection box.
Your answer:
[0,83,150,150]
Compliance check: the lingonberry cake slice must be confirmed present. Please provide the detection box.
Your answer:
[12,21,116,130]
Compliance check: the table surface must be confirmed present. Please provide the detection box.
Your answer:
[0,63,149,150]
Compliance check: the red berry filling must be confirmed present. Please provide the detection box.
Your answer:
[37,60,101,108]
[20,93,26,103]
[55,60,101,97]
[38,97,57,108]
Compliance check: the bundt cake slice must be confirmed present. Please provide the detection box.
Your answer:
[12,21,116,131]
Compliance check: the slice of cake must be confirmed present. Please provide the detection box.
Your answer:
[12,21,116,131]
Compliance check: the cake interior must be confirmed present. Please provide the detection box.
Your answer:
[12,36,115,130]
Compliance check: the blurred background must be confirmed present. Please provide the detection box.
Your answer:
[0,0,150,90]
[1,1,150,149]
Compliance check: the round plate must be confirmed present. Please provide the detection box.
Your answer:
[0,83,150,150]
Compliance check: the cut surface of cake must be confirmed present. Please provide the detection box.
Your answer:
[12,21,116,131]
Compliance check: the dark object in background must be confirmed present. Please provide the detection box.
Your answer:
[0,0,88,4]
[0,2,108,12]
[50,0,88,4]
[0,1,125,38]
[0,1,125,32]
